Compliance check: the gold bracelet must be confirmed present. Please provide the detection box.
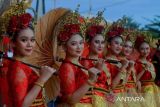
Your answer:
[87,79,94,86]
[34,82,44,88]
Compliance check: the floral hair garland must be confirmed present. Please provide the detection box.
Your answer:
[7,13,33,36]
[134,35,146,49]
[107,26,124,38]
[58,24,80,42]
[86,25,104,40]
[105,25,124,43]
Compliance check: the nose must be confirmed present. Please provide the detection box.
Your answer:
[27,41,33,47]
[77,43,84,50]
[98,43,102,48]
[144,49,147,53]
[118,44,122,48]
[77,44,81,49]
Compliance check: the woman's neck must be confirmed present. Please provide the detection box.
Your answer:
[13,55,26,62]
[107,53,117,59]
[66,55,79,63]
[88,52,98,59]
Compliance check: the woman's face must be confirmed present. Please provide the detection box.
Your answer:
[110,36,123,55]
[13,28,35,56]
[90,34,105,54]
[123,41,133,56]
[139,42,150,57]
[66,34,84,57]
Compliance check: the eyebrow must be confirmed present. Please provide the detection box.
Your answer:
[19,36,35,39]
[19,36,28,38]
[71,41,77,43]
[71,39,83,42]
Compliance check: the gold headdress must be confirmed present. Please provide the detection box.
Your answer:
[106,20,140,44]
[85,9,107,41]
[0,0,33,35]
[121,27,155,49]
[54,5,87,44]
[134,31,155,49]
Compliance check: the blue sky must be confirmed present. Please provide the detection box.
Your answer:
[31,0,160,27]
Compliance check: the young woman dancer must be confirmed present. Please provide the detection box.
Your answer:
[0,13,56,107]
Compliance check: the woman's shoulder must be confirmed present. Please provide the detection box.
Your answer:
[59,62,74,72]
[9,60,22,70]
[9,60,34,75]
[60,61,73,67]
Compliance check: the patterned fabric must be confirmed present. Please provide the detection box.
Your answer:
[0,60,45,107]
[124,59,138,98]
[135,60,155,81]
[105,56,126,107]
[135,60,160,107]
[58,58,110,107]
[82,58,111,93]
[81,58,111,107]
[58,58,89,103]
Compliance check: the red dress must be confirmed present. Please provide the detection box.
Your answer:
[135,60,159,107]
[0,59,11,106]
[58,58,89,103]
[0,60,45,107]
[82,59,110,95]
[105,56,125,107]
[125,73,136,90]
[125,60,137,91]
[81,59,111,106]
[135,60,155,82]
[107,63,125,93]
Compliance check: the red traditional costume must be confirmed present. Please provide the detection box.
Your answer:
[105,26,126,107]
[122,58,142,107]
[105,56,127,107]
[134,36,160,107]
[0,59,11,106]
[81,57,111,107]
[58,58,91,107]
[135,60,160,107]
[0,60,46,107]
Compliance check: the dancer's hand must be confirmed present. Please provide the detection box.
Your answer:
[121,58,129,68]
[39,66,56,83]
[128,60,135,71]
[136,81,141,93]
[129,60,135,68]
[88,67,100,83]
[143,62,151,71]
[95,58,105,71]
